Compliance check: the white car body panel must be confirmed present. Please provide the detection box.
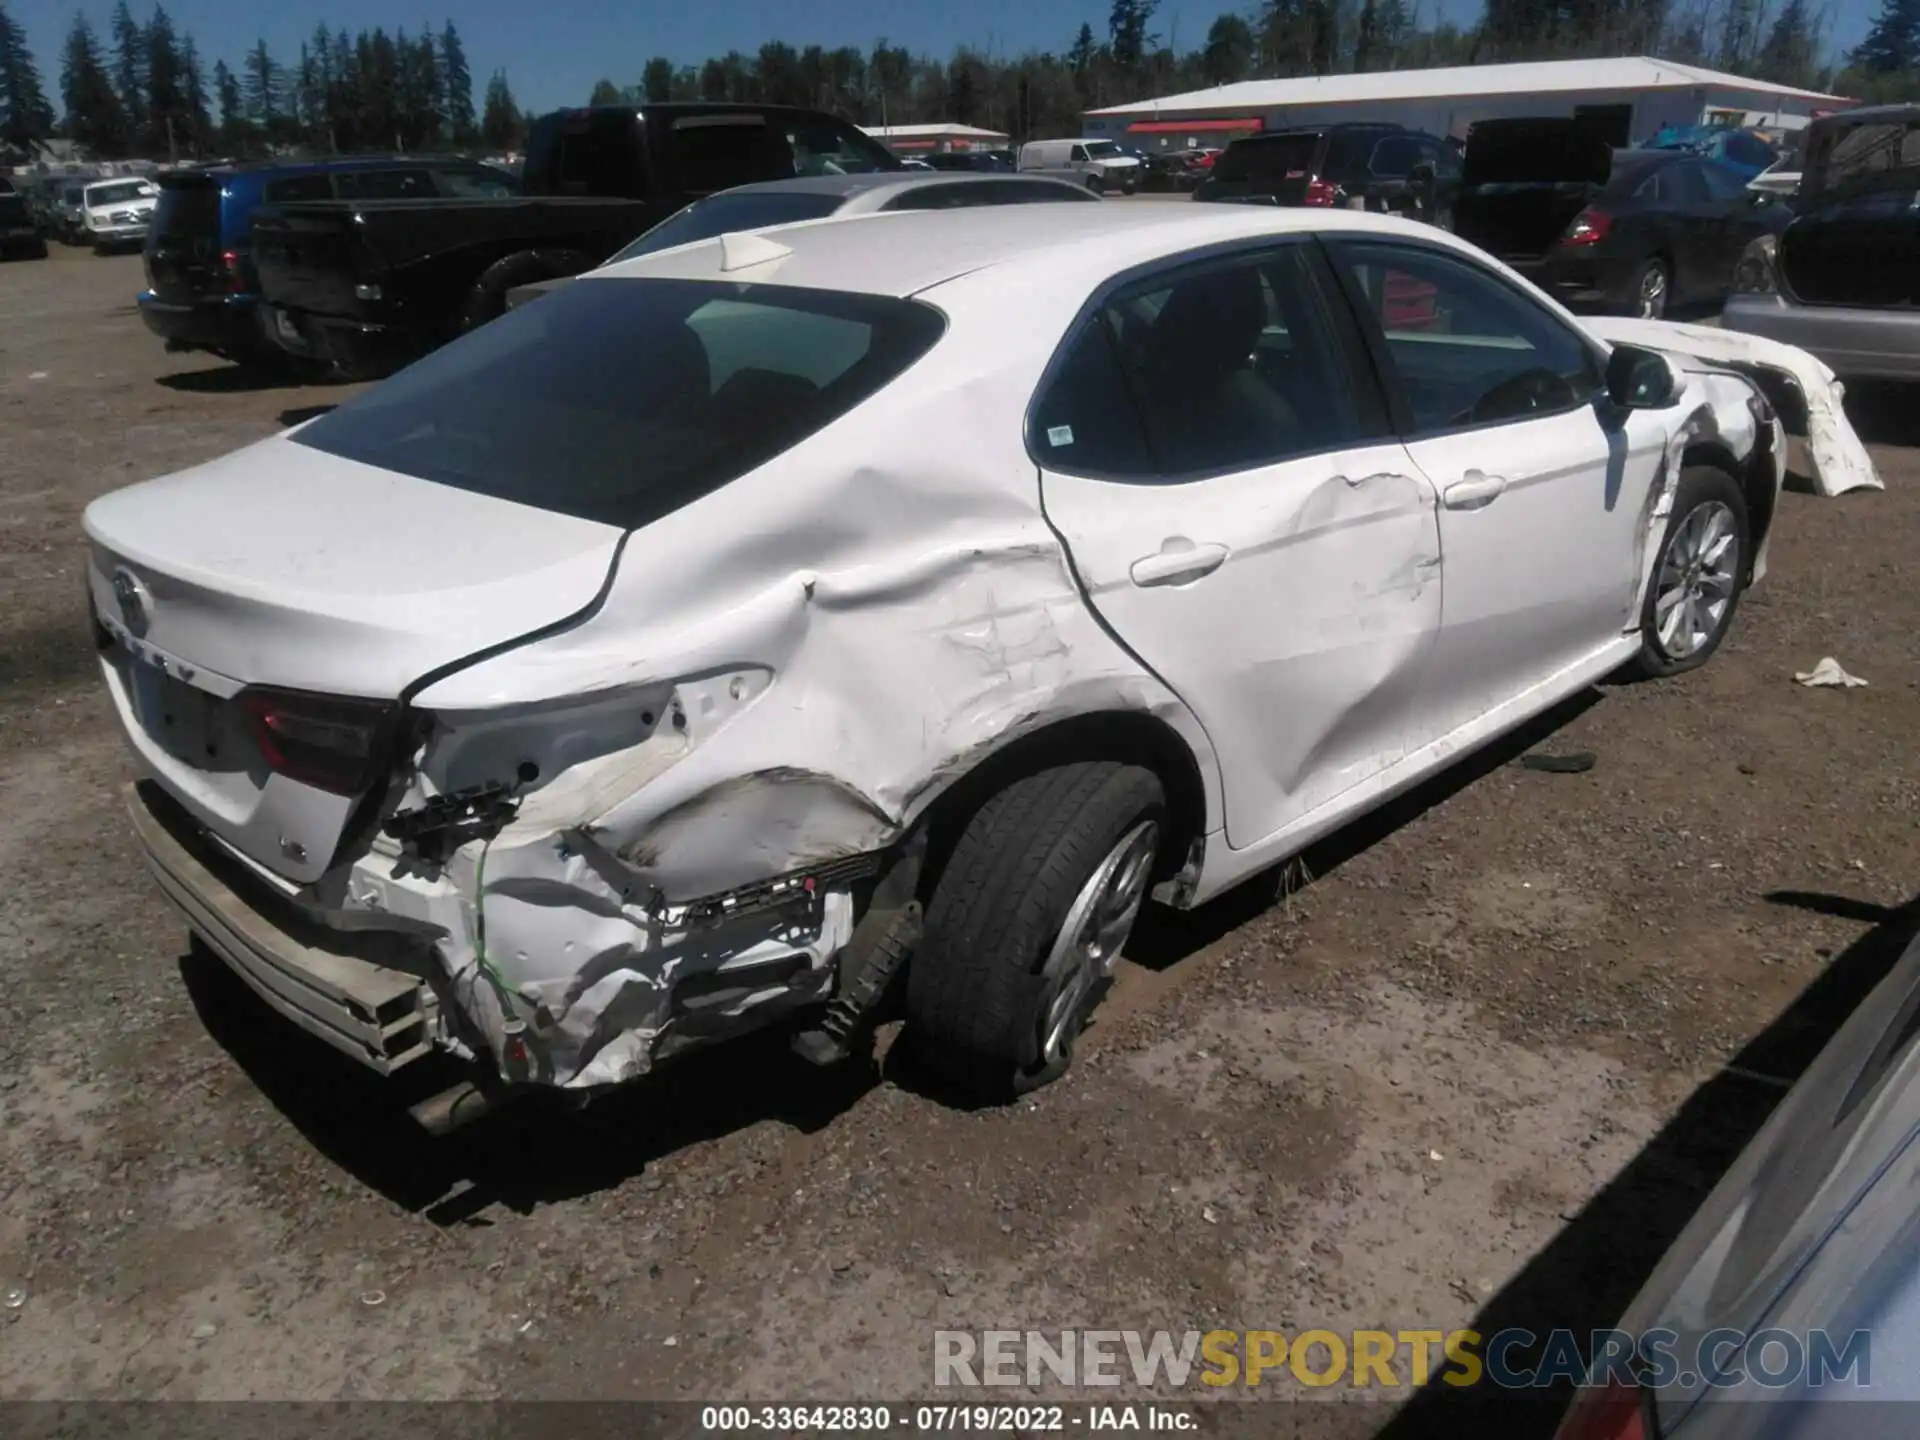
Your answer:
[1041,439,1442,848]
[1586,315,1882,499]
[86,204,1799,1089]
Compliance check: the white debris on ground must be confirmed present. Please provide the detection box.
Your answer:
[1794,657,1869,688]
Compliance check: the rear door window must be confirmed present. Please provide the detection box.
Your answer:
[1035,245,1386,479]
[264,174,336,203]
[1697,162,1752,202]
[291,278,945,530]
[1665,161,1711,205]
[336,168,437,200]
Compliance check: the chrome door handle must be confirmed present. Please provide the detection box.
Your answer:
[1130,542,1229,588]
[1443,470,1509,510]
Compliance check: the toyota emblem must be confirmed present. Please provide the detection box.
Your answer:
[111,567,151,639]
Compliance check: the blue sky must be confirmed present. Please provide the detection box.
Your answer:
[10,0,1881,114]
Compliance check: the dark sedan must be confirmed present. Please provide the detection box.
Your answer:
[1453,117,1788,318]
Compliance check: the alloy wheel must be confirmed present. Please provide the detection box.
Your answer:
[1034,819,1160,1069]
[1653,500,1739,660]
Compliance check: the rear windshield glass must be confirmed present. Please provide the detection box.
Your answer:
[661,115,899,192]
[1212,134,1319,184]
[153,180,221,238]
[1807,117,1920,196]
[88,180,154,207]
[607,191,846,262]
[291,278,946,530]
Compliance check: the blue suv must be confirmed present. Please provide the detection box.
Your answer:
[139,157,518,366]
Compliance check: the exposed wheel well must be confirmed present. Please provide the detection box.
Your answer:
[915,712,1209,903]
[1682,437,1775,582]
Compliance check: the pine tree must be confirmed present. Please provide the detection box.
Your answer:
[1851,0,1920,73]
[440,20,475,145]
[1108,0,1159,69]
[61,14,129,156]
[0,0,55,148]
[145,4,186,158]
[212,57,244,153]
[589,77,621,105]
[1755,0,1817,86]
[108,0,143,121]
[413,28,443,148]
[1201,14,1254,83]
[642,56,674,103]
[180,36,209,155]
[242,38,281,139]
[480,68,518,150]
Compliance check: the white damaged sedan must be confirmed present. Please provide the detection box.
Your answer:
[85,203,1861,1123]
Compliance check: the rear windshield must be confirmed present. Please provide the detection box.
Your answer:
[1806,116,1920,197]
[1212,134,1319,183]
[153,179,221,238]
[291,278,946,530]
[660,114,899,193]
[88,180,154,207]
[607,191,846,262]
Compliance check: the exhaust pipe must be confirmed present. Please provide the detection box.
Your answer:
[408,1079,504,1137]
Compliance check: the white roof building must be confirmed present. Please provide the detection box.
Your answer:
[1083,56,1853,150]
[862,123,1010,153]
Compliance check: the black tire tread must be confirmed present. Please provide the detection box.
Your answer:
[907,761,1164,1099]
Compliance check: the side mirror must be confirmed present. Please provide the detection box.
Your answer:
[1606,344,1682,409]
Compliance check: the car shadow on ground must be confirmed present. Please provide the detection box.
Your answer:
[156,363,309,395]
[179,942,883,1224]
[179,684,1612,1220]
[1369,886,1920,1439]
[1126,685,1608,971]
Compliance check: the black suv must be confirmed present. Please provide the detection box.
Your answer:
[1194,123,1462,228]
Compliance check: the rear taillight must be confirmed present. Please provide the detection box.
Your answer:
[1553,1379,1653,1440]
[221,249,248,294]
[1303,178,1337,206]
[238,688,396,796]
[1563,208,1613,245]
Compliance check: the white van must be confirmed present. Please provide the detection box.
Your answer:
[1017,138,1142,194]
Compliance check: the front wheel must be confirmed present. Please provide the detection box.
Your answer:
[906,762,1165,1101]
[1622,466,1749,680]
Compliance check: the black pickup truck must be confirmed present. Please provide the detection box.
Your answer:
[251,103,902,378]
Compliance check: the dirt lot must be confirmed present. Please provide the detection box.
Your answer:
[2,246,1918,1431]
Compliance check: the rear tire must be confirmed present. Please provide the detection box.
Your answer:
[906,762,1165,1102]
[1615,255,1671,319]
[457,248,593,334]
[1622,465,1749,680]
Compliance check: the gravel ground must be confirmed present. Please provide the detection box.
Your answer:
[2,246,1917,1433]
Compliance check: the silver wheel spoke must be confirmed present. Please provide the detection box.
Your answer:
[1035,819,1159,1069]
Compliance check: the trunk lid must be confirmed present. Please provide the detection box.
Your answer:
[1779,111,1920,308]
[146,172,229,301]
[86,434,623,883]
[85,432,625,701]
[1455,117,1613,259]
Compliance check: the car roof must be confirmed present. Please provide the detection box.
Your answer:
[588,201,1439,299]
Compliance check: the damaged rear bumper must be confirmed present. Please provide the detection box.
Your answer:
[127,773,866,1091]
[127,780,436,1073]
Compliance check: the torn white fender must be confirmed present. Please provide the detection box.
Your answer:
[1587,316,1882,498]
